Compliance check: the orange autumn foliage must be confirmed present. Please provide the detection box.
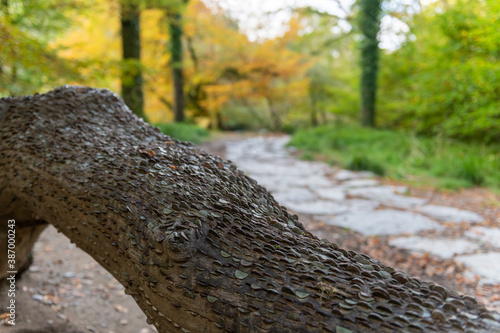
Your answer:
[53,0,312,127]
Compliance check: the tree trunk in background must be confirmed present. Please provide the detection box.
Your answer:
[1,86,499,332]
[358,0,381,127]
[310,96,319,127]
[266,96,282,130]
[169,10,185,123]
[309,81,320,127]
[121,2,145,120]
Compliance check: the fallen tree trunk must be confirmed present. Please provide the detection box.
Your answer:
[1,86,499,332]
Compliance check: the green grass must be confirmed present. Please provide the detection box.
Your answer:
[289,125,500,190]
[155,122,209,144]
[345,154,386,176]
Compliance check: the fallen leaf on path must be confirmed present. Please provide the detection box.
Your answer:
[114,305,129,313]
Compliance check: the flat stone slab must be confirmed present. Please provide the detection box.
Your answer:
[285,200,350,215]
[225,136,291,161]
[326,209,442,235]
[341,179,380,187]
[466,227,500,246]
[347,186,405,197]
[390,186,409,194]
[344,199,380,212]
[314,199,379,224]
[245,161,327,176]
[455,252,500,284]
[235,162,311,176]
[418,205,483,224]
[378,194,428,209]
[272,188,317,204]
[348,187,427,209]
[269,175,334,189]
[314,188,346,201]
[247,175,282,191]
[314,200,379,223]
[389,236,479,259]
[334,169,374,181]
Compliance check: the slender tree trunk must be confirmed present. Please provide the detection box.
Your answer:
[186,83,209,118]
[187,35,198,71]
[169,11,185,123]
[358,0,381,127]
[320,109,326,125]
[266,96,282,130]
[121,2,145,120]
[7,62,17,97]
[311,107,318,127]
[1,86,499,332]
[309,85,319,127]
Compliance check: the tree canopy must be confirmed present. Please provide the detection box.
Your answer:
[1,0,499,142]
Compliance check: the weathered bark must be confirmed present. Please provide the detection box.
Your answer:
[1,86,499,332]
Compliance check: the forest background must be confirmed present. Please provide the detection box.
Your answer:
[1,0,500,189]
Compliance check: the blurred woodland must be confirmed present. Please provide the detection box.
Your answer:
[1,0,500,143]
[2,3,500,326]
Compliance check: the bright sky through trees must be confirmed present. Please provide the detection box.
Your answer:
[207,0,352,41]
[208,0,435,50]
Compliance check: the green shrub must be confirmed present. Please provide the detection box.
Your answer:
[454,157,484,186]
[289,124,500,190]
[281,124,297,134]
[155,122,209,144]
[346,154,385,175]
[301,152,314,161]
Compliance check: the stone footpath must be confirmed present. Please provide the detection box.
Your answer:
[225,135,500,287]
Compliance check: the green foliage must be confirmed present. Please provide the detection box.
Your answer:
[5,0,500,153]
[0,0,83,96]
[378,0,500,143]
[289,125,500,189]
[301,151,314,161]
[156,122,209,144]
[346,154,385,175]
[290,8,359,125]
[454,156,485,186]
[217,101,278,131]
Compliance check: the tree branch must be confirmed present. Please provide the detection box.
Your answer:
[1,86,499,332]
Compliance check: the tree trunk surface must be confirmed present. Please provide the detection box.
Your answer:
[359,0,381,128]
[169,11,185,123]
[121,2,145,120]
[1,86,499,333]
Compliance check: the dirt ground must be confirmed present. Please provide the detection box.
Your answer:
[1,133,499,332]
[0,225,156,333]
